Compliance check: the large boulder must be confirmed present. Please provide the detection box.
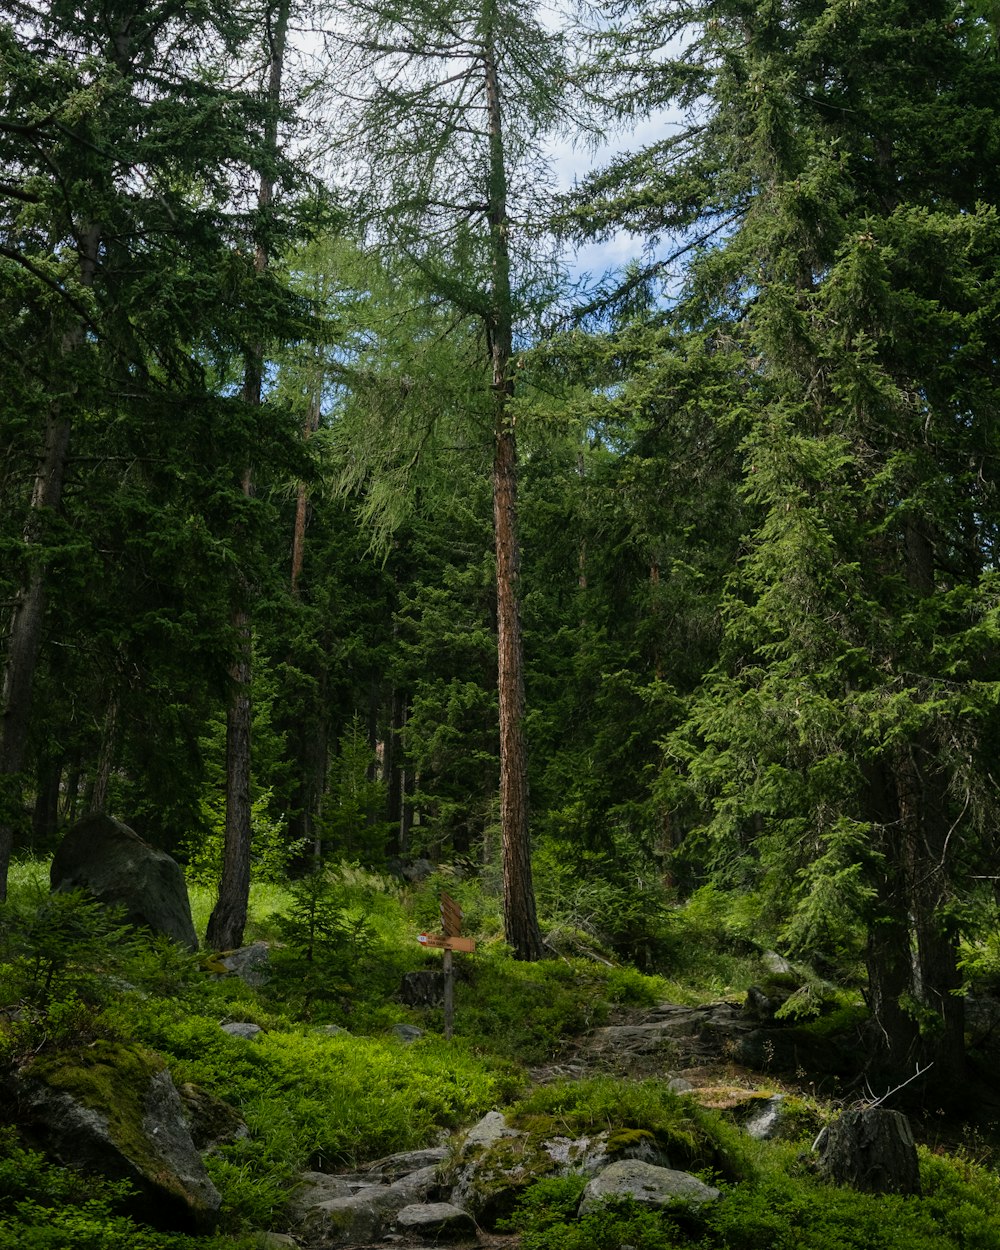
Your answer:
[51,813,198,951]
[293,1157,446,1244]
[444,1111,677,1229]
[13,1041,221,1232]
[214,942,271,987]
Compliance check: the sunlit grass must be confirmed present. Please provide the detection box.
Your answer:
[6,855,50,897]
[188,880,294,946]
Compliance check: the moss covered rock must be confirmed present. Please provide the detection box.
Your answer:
[14,1041,221,1231]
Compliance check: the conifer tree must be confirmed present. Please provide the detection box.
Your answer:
[0,0,304,898]
[207,0,292,954]
[324,0,575,957]
[574,0,1000,1086]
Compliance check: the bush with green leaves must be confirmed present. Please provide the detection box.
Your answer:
[101,998,519,1229]
[182,788,301,889]
[264,865,410,1020]
[503,1181,684,1250]
[0,886,133,1007]
[532,835,680,969]
[503,1129,1000,1250]
[509,1077,744,1180]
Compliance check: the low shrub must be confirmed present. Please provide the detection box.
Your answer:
[509,1076,745,1180]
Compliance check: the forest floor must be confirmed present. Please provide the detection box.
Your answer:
[339,993,816,1250]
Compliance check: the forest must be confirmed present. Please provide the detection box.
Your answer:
[4,0,1000,1247]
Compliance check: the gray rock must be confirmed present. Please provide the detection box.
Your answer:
[462,1111,519,1151]
[50,813,198,951]
[541,1130,670,1177]
[287,1171,353,1218]
[762,950,796,976]
[392,1023,424,1043]
[221,1022,263,1040]
[216,942,270,987]
[293,1159,447,1243]
[399,970,446,1007]
[387,1164,442,1204]
[667,1076,696,1095]
[394,1202,476,1239]
[578,1160,720,1215]
[178,1082,248,1152]
[402,858,436,883]
[744,1094,786,1141]
[448,1118,544,1225]
[297,1187,402,1245]
[313,1024,351,1038]
[15,1045,220,1231]
[361,1147,449,1180]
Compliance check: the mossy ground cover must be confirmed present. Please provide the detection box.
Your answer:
[3,857,1000,1247]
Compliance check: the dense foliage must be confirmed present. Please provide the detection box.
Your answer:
[3,0,1000,1136]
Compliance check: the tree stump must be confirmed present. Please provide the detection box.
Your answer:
[815,1109,920,1195]
[399,971,444,1007]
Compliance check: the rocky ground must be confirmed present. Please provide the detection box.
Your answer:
[287,993,818,1250]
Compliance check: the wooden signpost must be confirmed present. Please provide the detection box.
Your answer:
[417,890,475,1039]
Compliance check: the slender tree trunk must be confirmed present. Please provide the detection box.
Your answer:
[31,752,62,849]
[207,634,253,948]
[207,0,289,950]
[483,10,542,960]
[0,224,100,901]
[89,689,119,814]
[290,388,321,597]
[61,755,81,825]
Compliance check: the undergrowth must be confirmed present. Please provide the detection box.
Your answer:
[1,855,997,1249]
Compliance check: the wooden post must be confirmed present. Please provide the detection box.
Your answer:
[443,947,454,1040]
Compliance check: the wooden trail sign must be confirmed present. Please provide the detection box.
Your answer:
[417,933,476,953]
[416,891,475,1039]
[440,890,463,937]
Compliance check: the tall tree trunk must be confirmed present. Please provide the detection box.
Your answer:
[207,634,253,949]
[897,745,966,1087]
[0,224,100,901]
[89,689,119,814]
[483,10,542,960]
[207,0,289,950]
[290,387,321,597]
[31,752,62,849]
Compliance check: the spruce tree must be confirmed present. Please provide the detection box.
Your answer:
[0,0,304,897]
[575,0,1000,1087]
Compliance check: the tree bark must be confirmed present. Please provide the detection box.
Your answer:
[815,1109,920,1196]
[89,689,119,814]
[483,11,543,961]
[31,752,62,849]
[290,387,321,597]
[207,631,253,951]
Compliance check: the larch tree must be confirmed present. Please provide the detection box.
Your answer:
[323,0,577,958]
